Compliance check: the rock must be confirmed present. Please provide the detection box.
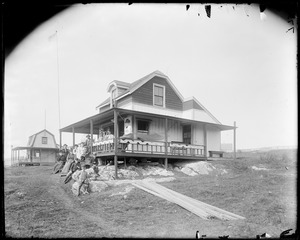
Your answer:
[72,182,89,195]
[180,167,198,176]
[89,181,108,193]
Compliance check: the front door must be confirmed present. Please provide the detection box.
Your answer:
[183,125,191,144]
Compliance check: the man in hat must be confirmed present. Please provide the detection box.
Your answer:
[85,135,92,147]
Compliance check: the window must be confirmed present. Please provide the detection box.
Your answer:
[112,88,117,100]
[183,125,191,145]
[35,151,40,157]
[42,137,47,144]
[137,120,150,133]
[153,84,165,107]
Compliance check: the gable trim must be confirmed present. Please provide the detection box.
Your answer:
[184,96,221,124]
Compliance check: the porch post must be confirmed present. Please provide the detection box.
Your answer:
[203,124,207,158]
[59,130,62,148]
[90,119,93,154]
[72,127,75,146]
[113,109,118,179]
[164,117,168,169]
[132,114,136,140]
[233,121,236,160]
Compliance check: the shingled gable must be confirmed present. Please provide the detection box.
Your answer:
[95,71,221,124]
[96,70,184,110]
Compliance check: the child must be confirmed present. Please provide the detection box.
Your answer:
[72,164,89,196]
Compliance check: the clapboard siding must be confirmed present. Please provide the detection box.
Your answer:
[207,125,221,151]
[132,76,182,111]
[117,95,132,108]
[193,123,205,145]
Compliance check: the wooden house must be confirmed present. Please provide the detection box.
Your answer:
[11,129,59,166]
[59,70,236,176]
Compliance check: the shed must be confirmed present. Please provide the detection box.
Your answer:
[11,129,59,166]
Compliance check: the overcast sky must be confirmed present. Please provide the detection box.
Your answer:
[4,3,297,159]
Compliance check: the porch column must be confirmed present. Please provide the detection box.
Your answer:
[233,121,236,160]
[203,124,207,157]
[113,109,118,179]
[164,117,168,169]
[59,130,62,148]
[72,127,75,146]
[90,119,93,154]
[132,114,136,140]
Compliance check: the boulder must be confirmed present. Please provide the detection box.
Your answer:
[89,181,109,193]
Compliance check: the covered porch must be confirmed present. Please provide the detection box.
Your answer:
[11,146,59,166]
[59,107,236,178]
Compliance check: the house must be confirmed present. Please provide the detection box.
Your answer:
[59,70,236,177]
[11,129,59,166]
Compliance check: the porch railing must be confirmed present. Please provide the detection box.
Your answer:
[92,139,205,157]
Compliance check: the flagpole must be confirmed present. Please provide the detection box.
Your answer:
[55,30,61,131]
[45,109,46,129]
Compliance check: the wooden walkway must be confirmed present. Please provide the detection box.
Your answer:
[132,180,245,221]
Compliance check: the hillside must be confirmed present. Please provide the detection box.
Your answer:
[4,149,297,238]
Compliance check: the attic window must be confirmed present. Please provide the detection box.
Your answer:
[110,88,117,108]
[153,84,165,107]
[112,88,117,100]
[42,137,47,144]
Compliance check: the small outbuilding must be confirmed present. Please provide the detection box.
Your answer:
[11,129,59,166]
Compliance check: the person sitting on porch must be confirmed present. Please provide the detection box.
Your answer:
[84,135,92,147]
[98,128,104,142]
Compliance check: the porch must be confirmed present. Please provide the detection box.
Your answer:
[59,107,236,178]
[92,139,205,158]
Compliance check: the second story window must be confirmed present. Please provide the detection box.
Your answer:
[42,137,47,144]
[153,84,165,107]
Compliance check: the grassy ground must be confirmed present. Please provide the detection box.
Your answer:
[4,149,297,238]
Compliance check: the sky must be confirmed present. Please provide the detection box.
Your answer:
[4,3,297,160]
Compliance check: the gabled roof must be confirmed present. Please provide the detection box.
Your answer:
[107,80,130,92]
[183,97,221,124]
[27,129,58,148]
[96,70,184,109]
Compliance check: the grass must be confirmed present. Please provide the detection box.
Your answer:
[4,149,297,238]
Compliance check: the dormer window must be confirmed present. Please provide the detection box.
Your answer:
[153,84,165,107]
[111,88,117,107]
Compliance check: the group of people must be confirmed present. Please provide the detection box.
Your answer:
[52,135,99,196]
